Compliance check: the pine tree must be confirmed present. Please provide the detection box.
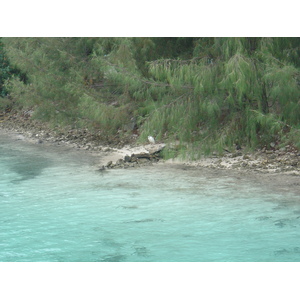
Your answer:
[2,37,299,155]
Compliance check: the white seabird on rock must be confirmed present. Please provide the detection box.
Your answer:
[148,136,155,144]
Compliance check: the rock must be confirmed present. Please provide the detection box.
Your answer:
[290,160,298,167]
[130,155,138,163]
[124,155,131,162]
[106,161,113,168]
[231,152,243,158]
[131,152,151,160]
[104,149,163,170]
[137,158,152,164]
[231,163,240,169]
[150,154,160,161]
[116,159,124,166]
[144,144,165,155]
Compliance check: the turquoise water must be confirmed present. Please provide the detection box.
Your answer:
[1,134,300,262]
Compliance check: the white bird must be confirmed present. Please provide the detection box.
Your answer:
[148,136,155,144]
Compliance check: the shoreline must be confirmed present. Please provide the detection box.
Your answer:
[1,113,300,196]
[1,110,300,175]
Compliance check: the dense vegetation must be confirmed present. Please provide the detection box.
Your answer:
[0,37,299,157]
[0,40,25,101]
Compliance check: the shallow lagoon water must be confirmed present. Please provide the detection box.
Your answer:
[1,134,300,262]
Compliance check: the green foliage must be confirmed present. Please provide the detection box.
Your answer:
[0,38,25,100]
[0,40,10,97]
[2,38,119,129]
[281,127,300,149]
[263,64,300,124]
[77,93,129,135]
[221,52,257,107]
[1,37,300,156]
[245,109,283,148]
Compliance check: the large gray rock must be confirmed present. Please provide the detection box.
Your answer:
[144,143,166,155]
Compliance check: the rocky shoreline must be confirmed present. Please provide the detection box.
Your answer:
[0,110,166,169]
[176,148,300,175]
[0,110,299,175]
